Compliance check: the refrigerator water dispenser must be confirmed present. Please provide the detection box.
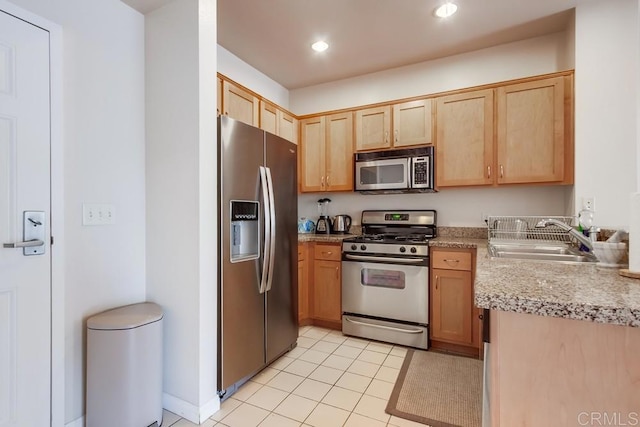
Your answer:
[230,201,259,262]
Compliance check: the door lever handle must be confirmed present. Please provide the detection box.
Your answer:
[28,218,42,226]
[4,239,45,248]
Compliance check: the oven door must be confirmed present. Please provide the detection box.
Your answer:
[355,158,410,191]
[342,254,428,324]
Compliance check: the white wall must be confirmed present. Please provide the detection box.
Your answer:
[575,0,639,228]
[146,0,218,423]
[290,31,571,115]
[5,0,146,424]
[218,45,290,109]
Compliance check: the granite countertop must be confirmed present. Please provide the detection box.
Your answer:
[297,233,355,243]
[430,236,640,327]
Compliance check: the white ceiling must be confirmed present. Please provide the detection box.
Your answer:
[123,0,581,90]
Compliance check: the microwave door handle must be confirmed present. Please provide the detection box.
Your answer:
[407,158,413,188]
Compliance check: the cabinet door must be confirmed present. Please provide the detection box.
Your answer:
[393,99,434,147]
[431,268,473,345]
[217,76,222,116]
[222,80,259,126]
[300,116,326,192]
[278,110,298,144]
[355,105,391,151]
[496,76,565,184]
[312,260,342,322]
[436,89,494,187]
[325,112,354,191]
[298,244,309,322]
[260,100,278,135]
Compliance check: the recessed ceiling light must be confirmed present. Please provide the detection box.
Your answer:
[434,2,458,18]
[311,41,329,52]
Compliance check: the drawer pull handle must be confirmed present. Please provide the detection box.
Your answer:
[322,251,332,256]
[443,259,460,263]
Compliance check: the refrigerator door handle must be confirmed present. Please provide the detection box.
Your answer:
[259,166,271,294]
[265,167,277,292]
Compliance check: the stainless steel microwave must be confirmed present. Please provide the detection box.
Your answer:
[354,146,435,193]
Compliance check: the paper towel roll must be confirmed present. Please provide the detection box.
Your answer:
[629,193,640,272]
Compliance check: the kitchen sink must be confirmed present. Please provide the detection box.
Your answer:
[487,242,599,263]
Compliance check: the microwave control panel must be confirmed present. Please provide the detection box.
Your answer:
[412,157,430,187]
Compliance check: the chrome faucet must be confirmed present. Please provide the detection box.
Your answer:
[535,218,593,251]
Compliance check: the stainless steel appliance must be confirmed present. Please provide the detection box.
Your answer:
[217,116,298,397]
[354,146,435,193]
[341,210,436,349]
[315,198,332,234]
[333,214,352,234]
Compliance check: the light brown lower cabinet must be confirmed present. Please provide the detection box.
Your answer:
[297,243,311,326]
[311,243,342,330]
[430,247,481,357]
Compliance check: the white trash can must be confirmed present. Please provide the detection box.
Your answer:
[86,302,163,427]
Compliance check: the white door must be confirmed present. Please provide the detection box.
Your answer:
[0,10,51,427]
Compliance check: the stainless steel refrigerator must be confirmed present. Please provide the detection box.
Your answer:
[217,115,298,396]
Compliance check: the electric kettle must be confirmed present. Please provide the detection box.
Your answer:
[333,214,352,234]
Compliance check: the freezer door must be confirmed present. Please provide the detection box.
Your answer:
[264,132,299,364]
[218,116,266,391]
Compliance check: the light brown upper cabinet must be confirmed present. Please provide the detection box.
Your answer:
[496,76,567,184]
[355,100,434,152]
[300,113,353,193]
[259,100,299,145]
[260,100,278,135]
[392,99,434,147]
[278,110,298,145]
[222,80,259,126]
[355,106,391,151]
[217,76,222,116]
[436,89,494,187]
[436,74,573,188]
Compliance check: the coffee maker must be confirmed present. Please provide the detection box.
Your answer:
[315,198,332,234]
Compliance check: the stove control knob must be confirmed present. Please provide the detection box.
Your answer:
[360,245,367,251]
[410,247,417,254]
[399,247,406,253]
[351,244,357,251]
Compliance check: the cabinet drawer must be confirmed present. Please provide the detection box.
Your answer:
[314,243,341,261]
[432,250,472,271]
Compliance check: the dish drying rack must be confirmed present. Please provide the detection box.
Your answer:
[487,216,577,245]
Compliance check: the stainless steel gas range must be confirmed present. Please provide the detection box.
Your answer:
[341,210,436,349]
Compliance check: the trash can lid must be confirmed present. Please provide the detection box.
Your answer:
[87,302,163,330]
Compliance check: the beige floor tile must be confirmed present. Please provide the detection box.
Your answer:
[298,326,312,336]
[292,378,333,401]
[365,342,393,354]
[353,394,391,423]
[320,386,363,411]
[220,402,270,427]
[342,337,370,349]
[287,346,308,359]
[252,367,280,384]
[383,354,405,369]
[298,349,330,364]
[389,346,408,358]
[266,371,306,393]
[321,334,347,345]
[310,340,340,354]
[258,413,302,427]
[172,418,216,427]
[232,381,263,401]
[356,349,387,365]
[163,409,182,425]
[388,415,429,426]
[270,355,295,370]
[321,354,354,371]
[374,366,400,383]
[347,360,381,378]
[246,385,289,411]
[283,359,319,377]
[333,344,363,359]
[334,372,372,393]
[297,336,318,349]
[307,365,344,385]
[273,394,318,423]
[344,412,387,427]
[364,378,394,400]
[210,398,242,421]
[302,327,331,340]
[304,403,351,427]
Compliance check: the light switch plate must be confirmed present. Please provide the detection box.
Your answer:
[83,204,115,225]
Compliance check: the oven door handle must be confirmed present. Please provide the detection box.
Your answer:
[345,317,425,334]
[343,253,426,264]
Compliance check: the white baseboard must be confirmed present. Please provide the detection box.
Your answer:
[163,393,220,424]
[65,415,84,427]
